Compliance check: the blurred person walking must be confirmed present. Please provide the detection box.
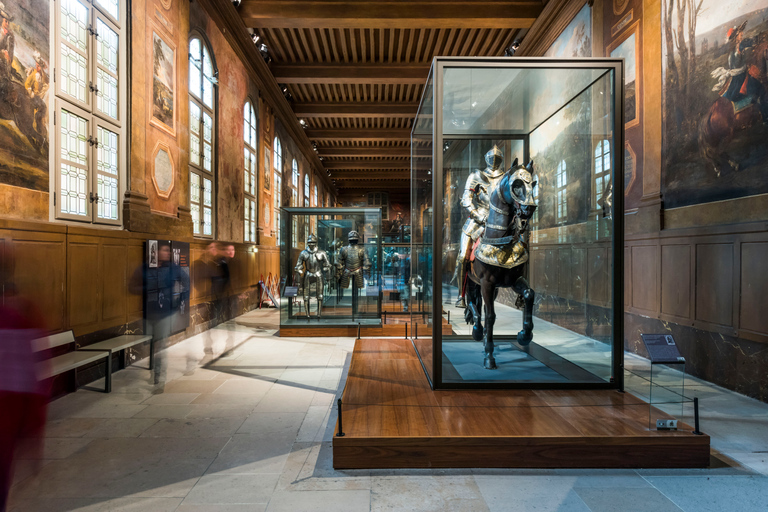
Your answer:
[0,253,49,512]
[129,241,188,392]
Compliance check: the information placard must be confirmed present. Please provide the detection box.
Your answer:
[640,334,685,364]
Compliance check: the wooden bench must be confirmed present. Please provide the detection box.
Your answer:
[79,334,153,392]
[34,331,153,393]
[34,331,111,393]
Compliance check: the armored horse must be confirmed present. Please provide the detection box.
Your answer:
[464,159,537,370]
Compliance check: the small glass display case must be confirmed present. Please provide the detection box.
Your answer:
[280,207,382,328]
[412,57,624,389]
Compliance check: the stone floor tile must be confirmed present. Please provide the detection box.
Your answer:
[82,418,159,438]
[237,412,306,436]
[474,475,591,512]
[213,378,276,396]
[7,497,183,512]
[644,475,768,512]
[371,475,488,512]
[65,403,149,419]
[40,417,105,438]
[162,379,226,394]
[276,442,371,492]
[70,437,230,462]
[132,404,195,419]
[205,433,294,474]
[16,437,93,460]
[186,404,258,418]
[296,406,332,442]
[183,473,279,504]
[140,417,246,438]
[142,392,201,405]
[254,386,316,413]
[177,503,267,512]
[576,487,683,512]
[191,392,263,405]
[266,490,370,512]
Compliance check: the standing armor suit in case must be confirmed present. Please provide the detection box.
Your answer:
[336,230,370,313]
[294,234,331,320]
[453,146,506,308]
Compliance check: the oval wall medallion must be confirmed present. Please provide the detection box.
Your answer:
[160,0,172,11]
[613,0,629,15]
[152,142,175,198]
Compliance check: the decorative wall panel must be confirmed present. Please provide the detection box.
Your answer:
[695,243,733,327]
[661,244,691,319]
[740,242,768,335]
[630,245,657,313]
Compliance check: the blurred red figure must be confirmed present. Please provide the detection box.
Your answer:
[0,255,49,512]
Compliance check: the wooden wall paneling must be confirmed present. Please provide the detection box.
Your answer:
[100,241,128,325]
[660,244,691,320]
[587,246,610,307]
[572,247,586,303]
[740,242,768,336]
[68,239,102,334]
[695,243,733,328]
[557,247,572,299]
[624,246,632,309]
[11,232,67,333]
[126,239,144,324]
[630,244,658,315]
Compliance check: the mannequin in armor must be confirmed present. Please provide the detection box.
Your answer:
[452,145,506,308]
[294,234,331,320]
[336,230,371,308]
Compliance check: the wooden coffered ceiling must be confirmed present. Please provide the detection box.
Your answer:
[238,0,540,200]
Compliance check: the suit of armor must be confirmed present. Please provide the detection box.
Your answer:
[295,234,331,319]
[453,146,506,307]
[337,231,370,290]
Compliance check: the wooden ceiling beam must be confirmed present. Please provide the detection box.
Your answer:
[318,147,412,158]
[330,171,409,179]
[294,102,420,118]
[240,1,542,29]
[307,128,412,141]
[325,161,411,170]
[333,180,410,189]
[272,64,428,84]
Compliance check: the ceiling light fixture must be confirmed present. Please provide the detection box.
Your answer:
[504,39,522,57]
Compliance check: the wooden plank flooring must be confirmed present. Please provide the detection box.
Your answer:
[333,338,710,469]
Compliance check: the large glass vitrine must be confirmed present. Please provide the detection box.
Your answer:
[411,57,624,389]
[280,207,382,328]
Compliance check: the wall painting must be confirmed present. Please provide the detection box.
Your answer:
[0,0,49,191]
[662,0,768,208]
[150,28,176,136]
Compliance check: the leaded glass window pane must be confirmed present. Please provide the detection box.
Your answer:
[60,109,89,217]
[202,46,214,108]
[191,203,200,235]
[61,44,88,104]
[191,173,200,204]
[95,20,119,120]
[203,112,212,172]
[61,0,88,51]
[190,101,201,166]
[95,0,119,21]
[189,39,202,99]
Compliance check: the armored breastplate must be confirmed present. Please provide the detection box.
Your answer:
[342,246,364,271]
[473,173,505,218]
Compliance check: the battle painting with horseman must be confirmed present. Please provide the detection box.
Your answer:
[663,0,768,209]
[0,0,49,192]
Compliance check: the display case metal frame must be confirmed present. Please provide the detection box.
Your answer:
[411,56,625,390]
[280,206,383,329]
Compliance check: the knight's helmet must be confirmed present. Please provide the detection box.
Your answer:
[306,234,318,249]
[509,160,537,211]
[347,230,360,243]
[484,145,504,178]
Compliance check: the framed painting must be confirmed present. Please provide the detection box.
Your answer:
[149,26,176,137]
[608,22,640,128]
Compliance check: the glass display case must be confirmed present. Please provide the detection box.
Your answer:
[280,207,382,327]
[411,57,624,389]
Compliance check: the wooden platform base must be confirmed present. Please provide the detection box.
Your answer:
[280,315,452,337]
[332,339,710,469]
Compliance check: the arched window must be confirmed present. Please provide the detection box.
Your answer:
[189,34,217,237]
[273,137,282,243]
[594,139,611,207]
[292,159,299,189]
[303,174,310,207]
[243,100,258,242]
[313,184,318,207]
[556,160,567,224]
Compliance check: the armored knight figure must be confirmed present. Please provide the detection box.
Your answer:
[294,234,331,320]
[452,145,506,308]
[336,230,371,306]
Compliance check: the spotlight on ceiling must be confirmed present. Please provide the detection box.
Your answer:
[299,119,307,127]
[258,43,271,63]
[505,39,521,57]
[232,0,241,7]
[251,33,260,45]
